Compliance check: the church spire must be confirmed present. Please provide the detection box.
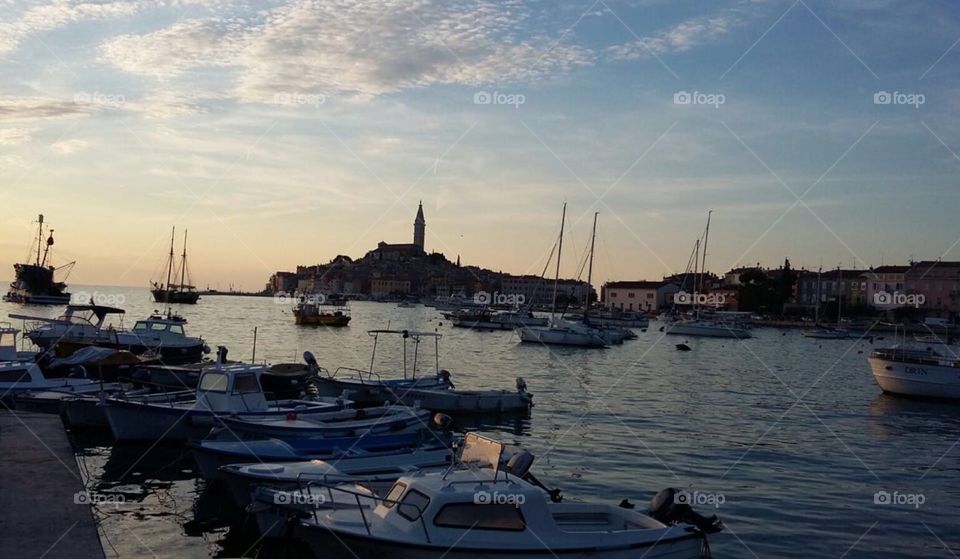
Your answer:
[413,200,425,252]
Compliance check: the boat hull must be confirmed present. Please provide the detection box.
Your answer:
[666,322,751,339]
[868,356,960,399]
[295,315,351,327]
[54,339,205,365]
[517,327,607,348]
[295,525,705,559]
[2,291,72,305]
[151,289,200,304]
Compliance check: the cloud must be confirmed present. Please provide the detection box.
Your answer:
[50,139,89,155]
[0,96,91,120]
[0,1,144,56]
[0,127,31,144]
[607,14,738,60]
[100,0,594,100]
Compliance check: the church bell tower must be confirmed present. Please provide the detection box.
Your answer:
[413,201,425,253]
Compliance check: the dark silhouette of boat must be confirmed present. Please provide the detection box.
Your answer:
[151,227,200,304]
[3,214,74,305]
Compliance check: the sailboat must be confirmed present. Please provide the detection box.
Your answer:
[802,267,849,339]
[666,211,751,339]
[3,214,74,305]
[151,227,200,304]
[517,206,609,348]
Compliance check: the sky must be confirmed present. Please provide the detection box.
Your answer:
[1,0,959,290]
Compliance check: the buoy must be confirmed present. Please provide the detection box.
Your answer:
[676,343,691,351]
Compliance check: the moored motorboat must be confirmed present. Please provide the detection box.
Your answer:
[867,342,960,399]
[0,325,104,400]
[100,356,350,441]
[802,327,849,339]
[293,299,351,326]
[274,434,720,559]
[218,406,432,439]
[667,319,751,339]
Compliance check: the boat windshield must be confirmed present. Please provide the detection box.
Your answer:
[198,372,228,392]
[433,503,526,531]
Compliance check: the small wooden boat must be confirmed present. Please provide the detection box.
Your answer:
[293,300,351,326]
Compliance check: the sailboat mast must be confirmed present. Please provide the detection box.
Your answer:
[815,267,821,325]
[36,214,44,266]
[692,238,700,318]
[165,227,175,292]
[179,229,189,291]
[585,212,598,324]
[700,210,712,294]
[551,203,567,318]
[836,265,842,327]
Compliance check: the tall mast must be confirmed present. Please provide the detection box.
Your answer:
[700,210,712,293]
[836,265,842,327]
[36,214,44,266]
[815,267,821,325]
[551,203,567,319]
[693,238,700,318]
[179,229,189,291]
[584,212,598,324]
[165,227,175,292]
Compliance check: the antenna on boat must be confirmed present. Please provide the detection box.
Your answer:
[252,326,258,362]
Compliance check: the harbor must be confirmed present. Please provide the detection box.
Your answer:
[1,289,958,558]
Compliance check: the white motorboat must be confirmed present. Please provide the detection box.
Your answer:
[217,406,433,439]
[277,434,720,559]
[221,444,455,508]
[101,355,350,441]
[452,309,548,330]
[0,325,103,399]
[61,388,195,428]
[667,319,751,339]
[868,342,960,399]
[10,305,207,363]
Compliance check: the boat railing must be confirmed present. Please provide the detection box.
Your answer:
[331,367,381,384]
[298,479,432,543]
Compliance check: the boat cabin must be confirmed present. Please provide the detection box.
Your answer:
[132,317,189,339]
[0,324,24,362]
[194,364,276,412]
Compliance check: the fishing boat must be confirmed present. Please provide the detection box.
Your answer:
[272,434,720,559]
[518,208,609,348]
[802,267,849,339]
[308,330,454,401]
[293,299,351,327]
[12,305,207,364]
[3,214,74,305]
[151,227,200,304]
[61,388,195,428]
[100,355,350,441]
[867,341,960,399]
[666,212,750,340]
[452,309,547,330]
[221,445,455,508]
[310,331,532,413]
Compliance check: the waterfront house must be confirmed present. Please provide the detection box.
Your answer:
[905,261,960,320]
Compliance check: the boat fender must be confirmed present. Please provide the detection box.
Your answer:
[286,412,297,421]
[649,488,723,534]
[433,413,453,430]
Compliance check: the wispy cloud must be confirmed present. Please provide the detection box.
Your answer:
[50,138,89,155]
[606,11,741,60]
[0,127,31,144]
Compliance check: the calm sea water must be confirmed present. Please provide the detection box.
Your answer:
[4,285,959,558]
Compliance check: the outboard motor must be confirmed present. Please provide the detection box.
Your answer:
[649,488,723,534]
[437,369,455,388]
[516,377,528,393]
[506,451,562,503]
[216,346,228,365]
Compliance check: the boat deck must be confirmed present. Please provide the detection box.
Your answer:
[0,410,105,559]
